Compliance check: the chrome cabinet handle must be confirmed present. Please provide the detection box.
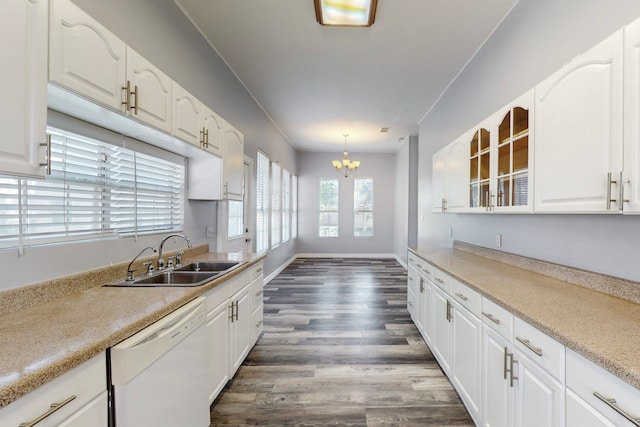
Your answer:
[593,392,640,426]
[200,128,206,149]
[434,277,444,284]
[503,347,517,387]
[607,172,618,211]
[510,359,518,387]
[19,395,76,427]
[455,292,468,301]
[419,278,424,293]
[503,347,509,380]
[446,299,452,322]
[131,84,138,114]
[482,312,501,325]
[229,301,235,322]
[122,80,131,110]
[515,336,543,357]
[204,128,209,148]
[39,134,51,175]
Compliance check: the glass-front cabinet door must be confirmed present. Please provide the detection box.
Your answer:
[493,89,534,213]
[468,117,493,212]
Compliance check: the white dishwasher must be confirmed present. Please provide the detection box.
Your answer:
[110,297,209,427]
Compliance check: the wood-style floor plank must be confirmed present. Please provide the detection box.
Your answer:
[210,258,474,426]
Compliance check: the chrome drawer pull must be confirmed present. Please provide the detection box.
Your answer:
[435,277,444,284]
[593,392,640,426]
[482,312,501,325]
[455,292,468,301]
[515,336,543,357]
[19,395,76,427]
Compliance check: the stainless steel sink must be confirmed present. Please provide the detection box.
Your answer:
[175,261,245,273]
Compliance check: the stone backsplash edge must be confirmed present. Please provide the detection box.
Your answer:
[453,241,640,305]
[0,244,209,316]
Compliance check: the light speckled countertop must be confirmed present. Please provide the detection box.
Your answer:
[410,246,640,391]
[0,251,265,408]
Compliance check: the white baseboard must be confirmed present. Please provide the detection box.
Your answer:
[264,254,297,285]
[295,253,397,259]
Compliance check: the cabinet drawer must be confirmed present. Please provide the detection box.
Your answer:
[250,274,264,313]
[481,297,513,340]
[408,253,433,280]
[450,279,481,317]
[513,317,565,381]
[430,266,451,293]
[407,265,420,294]
[204,280,229,312]
[567,348,640,427]
[230,261,263,296]
[251,304,264,344]
[0,353,106,426]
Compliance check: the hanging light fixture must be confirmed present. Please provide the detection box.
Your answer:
[332,134,360,177]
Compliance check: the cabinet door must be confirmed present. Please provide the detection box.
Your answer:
[223,125,245,200]
[0,0,48,177]
[432,147,447,212]
[202,106,224,157]
[493,90,534,213]
[468,118,494,212]
[206,301,230,404]
[482,327,514,427]
[415,274,426,334]
[446,135,469,212]
[623,17,640,213]
[126,47,172,133]
[514,350,565,427]
[407,266,419,322]
[49,0,127,112]
[229,285,251,376]
[420,278,434,345]
[172,81,202,146]
[534,30,623,213]
[58,391,108,427]
[432,286,452,374]
[451,302,482,423]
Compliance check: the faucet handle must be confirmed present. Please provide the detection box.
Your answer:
[142,261,155,275]
[167,255,177,269]
[176,251,184,266]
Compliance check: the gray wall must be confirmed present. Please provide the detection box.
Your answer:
[0,0,296,290]
[417,0,640,282]
[296,151,396,255]
[394,140,410,264]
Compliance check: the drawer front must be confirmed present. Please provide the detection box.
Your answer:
[408,253,433,280]
[407,265,420,294]
[230,261,263,296]
[513,316,565,382]
[250,274,264,313]
[430,266,451,293]
[450,279,481,318]
[204,280,230,312]
[480,297,513,340]
[567,348,640,427]
[0,353,106,426]
[251,304,264,345]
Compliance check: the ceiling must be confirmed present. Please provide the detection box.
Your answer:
[174,0,518,153]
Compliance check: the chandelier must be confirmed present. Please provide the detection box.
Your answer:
[332,134,360,177]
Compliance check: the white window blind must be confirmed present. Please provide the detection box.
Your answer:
[270,162,282,248]
[255,152,270,253]
[0,125,185,250]
[291,175,298,239]
[282,168,290,243]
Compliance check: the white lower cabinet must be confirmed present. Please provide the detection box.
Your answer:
[566,348,640,427]
[205,299,230,404]
[0,353,107,426]
[482,325,515,427]
[229,283,251,377]
[432,284,453,374]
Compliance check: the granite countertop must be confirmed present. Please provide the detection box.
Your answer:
[0,251,265,408]
[409,247,640,391]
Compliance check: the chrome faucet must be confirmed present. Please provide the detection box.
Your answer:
[157,233,192,270]
[126,246,157,282]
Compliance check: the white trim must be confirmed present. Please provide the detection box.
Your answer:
[395,254,408,270]
[263,254,297,285]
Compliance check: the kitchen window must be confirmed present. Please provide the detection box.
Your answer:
[0,117,184,251]
[319,178,339,237]
[270,162,282,248]
[354,178,373,237]
[291,175,298,239]
[255,151,270,253]
[282,168,290,243]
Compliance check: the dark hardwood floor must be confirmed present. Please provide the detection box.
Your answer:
[210,258,474,426]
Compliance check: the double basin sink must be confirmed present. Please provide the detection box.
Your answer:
[106,261,245,287]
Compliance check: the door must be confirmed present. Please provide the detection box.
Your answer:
[451,302,482,423]
[432,286,452,374]
[0,0,48,177]
[482,327,514,427]
[218,161,253,253]
[172,81,202,146]
[223,125,245,200]
[202,106,224,156]
[229,285,251,377]
[49,0,127,112]
[534,30,623,213]
[206,301,230,404]
[126,47,172,133]
[566,390,616,427]
[446,134,469,212]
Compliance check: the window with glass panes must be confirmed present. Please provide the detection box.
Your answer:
[255,152,270,253]
[319,178,339,237]
[354,178,373,236]
[282,168,290,243]
[270,162,282,248]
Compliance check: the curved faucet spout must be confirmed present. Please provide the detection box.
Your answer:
[126,246,157,282]
[157,233,192,270]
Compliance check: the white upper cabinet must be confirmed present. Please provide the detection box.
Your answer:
[432,135,467,213]
[534,30,624,213]
[172,81,202,146]
[467,117,494,212]
[623,16,640,214]
[493,90,534,213]
[0,0,49,177]
[222,123,245,201]
[49,0,127,112]
[125,47,172,133]
[202,106,224,157]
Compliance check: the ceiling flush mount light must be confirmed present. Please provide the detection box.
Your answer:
[332,134,360,177]
[314,0,378,27]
